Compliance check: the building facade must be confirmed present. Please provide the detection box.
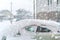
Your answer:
[36,0,60,22]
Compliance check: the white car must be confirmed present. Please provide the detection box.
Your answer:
[0,19,60,40]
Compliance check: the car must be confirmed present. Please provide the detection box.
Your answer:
[0,19,60,40]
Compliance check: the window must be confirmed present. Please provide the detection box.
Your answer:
[25,26,51,32]
[36,26,51,32]
[57,0,60,5]
[48,0,52,5]
[25,26,36,32]
[57,0,58,5]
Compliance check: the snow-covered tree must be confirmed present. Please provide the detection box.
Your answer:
[15,9,33,21]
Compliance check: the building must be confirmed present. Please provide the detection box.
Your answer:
[36,0,60,22]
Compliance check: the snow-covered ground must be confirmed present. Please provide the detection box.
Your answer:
[0,20,11,32]
[0,19,60,40]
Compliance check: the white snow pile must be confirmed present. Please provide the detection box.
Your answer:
[0,19,60,40]
[12,19,60,32]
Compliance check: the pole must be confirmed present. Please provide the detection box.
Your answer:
[10,2,13,24]
[33,0,35,19]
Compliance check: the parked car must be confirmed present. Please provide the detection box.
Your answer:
[0,19,60,40]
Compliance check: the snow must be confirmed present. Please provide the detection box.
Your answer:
[0,21,11,32]
[0,19,60,40]
[0,21,12,40]
[13,19,60,32]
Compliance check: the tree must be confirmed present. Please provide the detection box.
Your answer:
[15,9,32,21]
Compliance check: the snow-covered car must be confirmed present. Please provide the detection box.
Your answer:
[0,19,60,40]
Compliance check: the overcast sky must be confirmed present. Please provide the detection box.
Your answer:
[0,0,33,15]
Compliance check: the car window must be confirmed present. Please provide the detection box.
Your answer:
[25,26,37,32]
[25,26,51,32]
[36,26,51,32]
